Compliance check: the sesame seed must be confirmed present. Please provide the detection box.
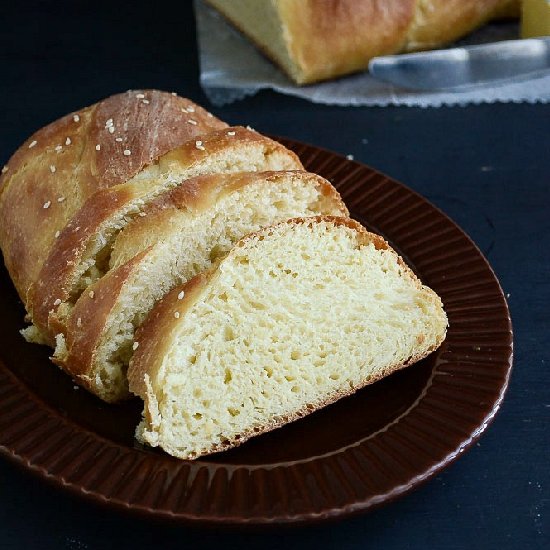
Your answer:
[123,149,131,156]
[187,119,197,125]
[43,201,51,209]
[178,291,185,300]
[207,113,213,118]
[95,144,101,151]
[123,122,128,131]
[174,311,180,319]
[106,118,113,127]
[89,290,95,299]
[108,126,115,134]
[346,154,354,160]
[138,212,146,217]
[227,131,236,136]
[57,196,65,202]
[73,114,80,123]
[55,145,63,152]
[53,298,61,306]
[28,140,37,148]
[246,125,254,131]
[73,385,79,390]
[136,93,145,99]
[142,99,150,104]
[1,166,8,174]
[115,137,123,142]
[50,165,56,173]
[76,317,82,327]
[187,106,195,113]
[195,140,205,151]
[65,137,71,145]
[132,341,139,351]
[55,230,60,238]
[171,92,177,96]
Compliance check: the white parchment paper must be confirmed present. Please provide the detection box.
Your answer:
[195,0,550,107]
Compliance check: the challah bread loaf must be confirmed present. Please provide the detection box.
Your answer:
[26,127,302,345]
[0,90,226,305]
[53,172,347,402]
[205,0,520,85]
[128,217,448,459]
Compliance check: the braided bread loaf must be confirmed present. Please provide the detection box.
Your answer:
[0,91,447,461]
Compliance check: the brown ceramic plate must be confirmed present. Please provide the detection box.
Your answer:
[0,138,512,526]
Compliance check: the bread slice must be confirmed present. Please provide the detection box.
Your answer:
[128,217,448,459]
[53,173,347,402]
[27,126,302,344]
[0,90,226,305]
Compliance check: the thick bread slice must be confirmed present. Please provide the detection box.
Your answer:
[128,217,448,459]
[204,0,518,84]
[27,127,302,345]
[53,172,347,402]
[0,90,226,305]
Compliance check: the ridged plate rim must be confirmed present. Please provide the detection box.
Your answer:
[0,137,513,526]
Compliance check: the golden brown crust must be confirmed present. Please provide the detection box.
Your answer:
[30,126,302,341]
[0,90,226,304]
[205,0,519,84]
[281,0,416,83]
[156,125,302,171]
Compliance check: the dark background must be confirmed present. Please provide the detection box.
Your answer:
[0,1,548,548]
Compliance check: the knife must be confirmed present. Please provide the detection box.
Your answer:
[369,37,550,91]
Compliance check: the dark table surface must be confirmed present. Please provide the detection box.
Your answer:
[1,1,548,548]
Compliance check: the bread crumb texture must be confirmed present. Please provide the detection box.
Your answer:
[136,219,447,459]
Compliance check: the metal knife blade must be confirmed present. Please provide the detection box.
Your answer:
[369,37,550,91]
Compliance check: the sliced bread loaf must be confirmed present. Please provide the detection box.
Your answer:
[128,217,448,459]
[27,127,302,345]
[54,173,347,402]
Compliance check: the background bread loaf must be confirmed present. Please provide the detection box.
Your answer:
[205,0,520,84]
